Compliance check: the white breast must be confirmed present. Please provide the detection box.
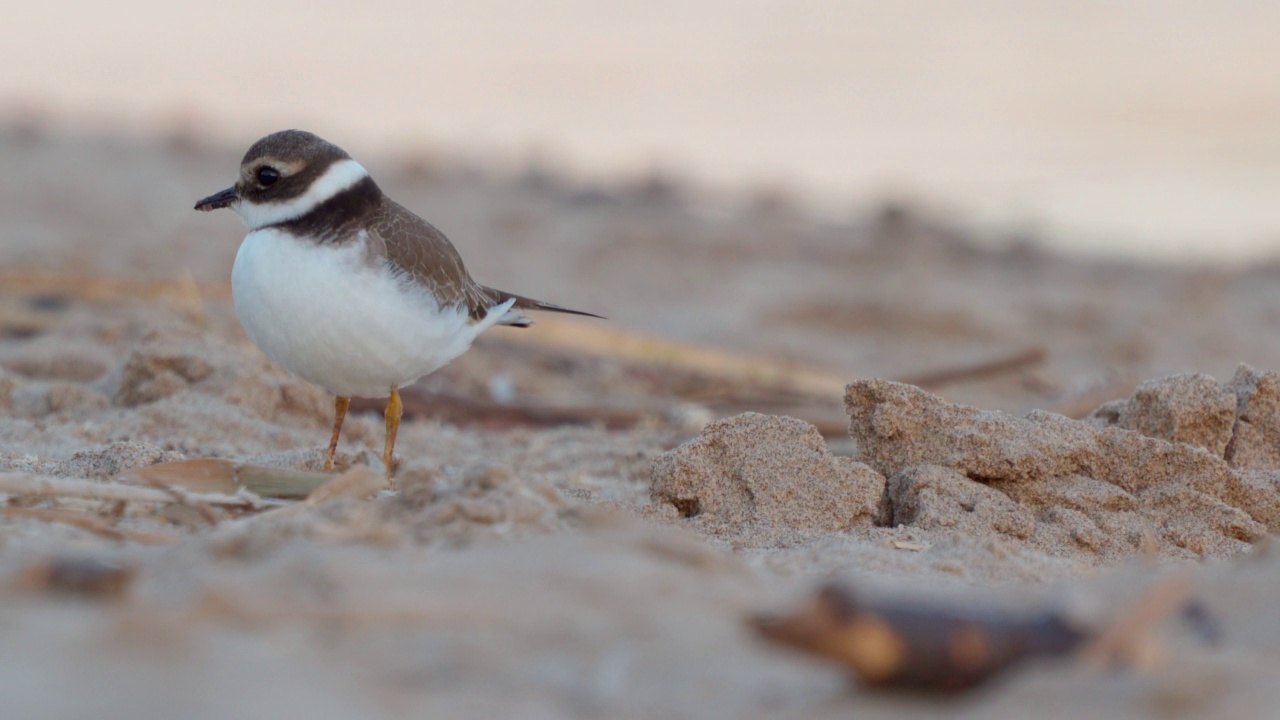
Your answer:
[231,228,510,398]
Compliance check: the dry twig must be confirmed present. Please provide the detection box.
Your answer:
[4,507,178,545]
[0,472,288,509]
[898,346,1047,389]
[1077,572,1195,671]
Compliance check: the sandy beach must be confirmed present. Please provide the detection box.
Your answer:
[0,125,1279,717]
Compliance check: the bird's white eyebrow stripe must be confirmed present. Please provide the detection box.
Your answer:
[235,159,369,230]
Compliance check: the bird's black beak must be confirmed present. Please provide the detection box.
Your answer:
[194,187,238,212]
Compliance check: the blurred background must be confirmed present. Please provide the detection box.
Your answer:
[4,0,1278,258]
[2,0,1280,420]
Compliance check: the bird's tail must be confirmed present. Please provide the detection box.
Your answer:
[484,287,604,328]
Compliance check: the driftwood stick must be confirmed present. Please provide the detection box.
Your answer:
[0,271,231,304]
[1047,378,1139,420]
[753,583,1085,692]
[755,575,1210,692]
[4,507,179,545]
[711,401,850,438]
[498,315,853,398]
[897,346,1047,389]
[0,473,288,509]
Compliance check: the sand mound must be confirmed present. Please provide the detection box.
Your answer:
[649,372,1280,564]
[650,413,884,547]
[1086,372,1237,456]
[1086,365,1280,470]
[848,378,1280,561]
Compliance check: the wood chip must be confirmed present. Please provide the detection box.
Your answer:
[256,466,389,519]
[302,466,387,506]
[754,583,1087,692]
[17,556,136,599]
[755,575,1209,693]
[118,458,333,499]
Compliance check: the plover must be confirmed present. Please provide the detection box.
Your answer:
[195,130,599,475]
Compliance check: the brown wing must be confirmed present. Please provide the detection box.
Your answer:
[368,200,501,321]
[369,199,604,325]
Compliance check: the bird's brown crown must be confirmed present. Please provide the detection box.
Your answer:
[236,129,353,204]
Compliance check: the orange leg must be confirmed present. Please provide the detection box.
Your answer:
[383,388,403,477]
[323,396,350,472]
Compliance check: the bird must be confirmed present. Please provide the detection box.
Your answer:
[194,129,600,476]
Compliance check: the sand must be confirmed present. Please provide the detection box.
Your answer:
[2,128,1280,718]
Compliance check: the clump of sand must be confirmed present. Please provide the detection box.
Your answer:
[1087,365,1280,471]
[650,373,1280,564]
[848,377,1280,560]
[1086,372,1237,456]
[649,413,883,547]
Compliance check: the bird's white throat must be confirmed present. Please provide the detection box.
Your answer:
[234,158,370,230]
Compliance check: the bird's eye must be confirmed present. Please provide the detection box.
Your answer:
[256,166,280,186]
